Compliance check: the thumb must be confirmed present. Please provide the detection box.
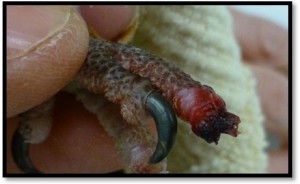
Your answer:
[7,6,89,118]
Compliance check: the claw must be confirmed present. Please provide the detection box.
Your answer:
[145,92,177,164]
[12,128,40,173]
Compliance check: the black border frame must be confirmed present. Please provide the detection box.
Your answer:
[2,1,293,177]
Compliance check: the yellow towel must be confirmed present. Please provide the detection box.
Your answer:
[131,6,267,173]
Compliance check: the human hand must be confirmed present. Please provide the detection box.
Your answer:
[230,8,288,173]
[7,5,137,173]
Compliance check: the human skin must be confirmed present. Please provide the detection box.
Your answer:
[6,6,288,173]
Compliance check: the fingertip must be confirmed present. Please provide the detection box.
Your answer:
[79,5,137,40]
[7,6,89,118]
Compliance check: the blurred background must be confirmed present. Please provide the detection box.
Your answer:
[232,5,288,30]
[232,5,289,174]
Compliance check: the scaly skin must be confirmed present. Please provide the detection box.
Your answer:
[77,42,153,126]
[77,38,177,168]
[89,38,241,144]
[12,37,240,174]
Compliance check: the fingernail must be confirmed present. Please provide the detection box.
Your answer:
[79,5,137,40]
[7,6,71,58]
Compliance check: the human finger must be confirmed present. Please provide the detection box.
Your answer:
[79,5,137,41]
[230,8,288,75]
[7,6,89,118]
